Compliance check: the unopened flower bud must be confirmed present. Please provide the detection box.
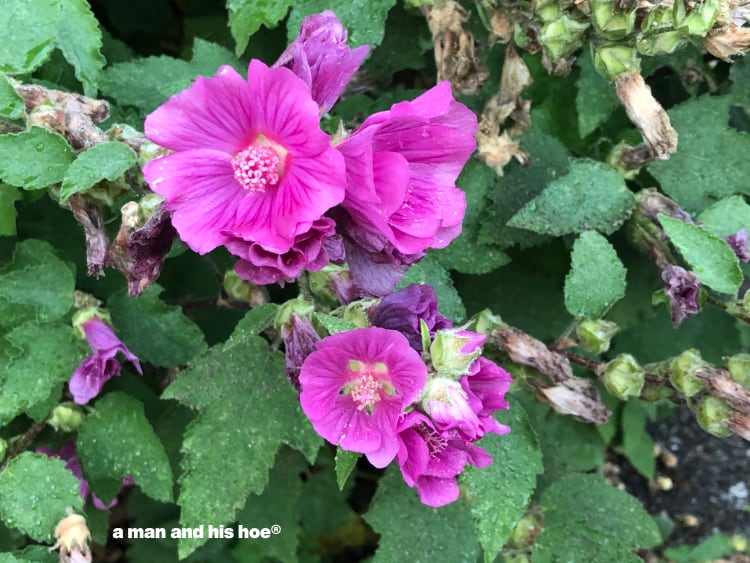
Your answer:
[307,268,340,307]
[536,2,562,22]
[669,349,707,397]
[693,395,732,437]
[470,308,507,336]
[591,0,637,39]
[577,319,619,354]
[593,45,640,79]
[636,31,687,56]
[602,354,645,399]
[539,16,590,60]
[282,313,320,389]
[49,403,85,432]
[71,307,111,339]
[51,510,92,563]
[673,0,720,36]
[223,270,267,307]
[508,513,539,549]
[274,297,314,331]
[731,534,748,553]
[726,353,750,387]
[641,5,674,32]
[640,382,673,403]
[343,298,378,328]
[430,329,486,379]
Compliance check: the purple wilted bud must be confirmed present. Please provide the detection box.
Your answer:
[725,229,750,263]
[69,317,142,404]
[661,265,700,327]
[125,202,177,296]
[371,284,452,352]
[281,313,320,389]
[275,10,370,113]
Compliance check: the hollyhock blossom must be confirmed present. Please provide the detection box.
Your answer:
[143,60,346,255]
[461,358,512,436]
[337,81,477,258]
[299,327,427,467]
[36,442,133,510]
[371,283,451,351]
[421,377,483,440]
[661,265,700,327]
[725,229,750,263]
[69,318,142,405]
[396,412,491,507]
[230,217,344,285]
[275,10,370,114]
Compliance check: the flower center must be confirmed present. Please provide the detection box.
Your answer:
[231,137,286,192]
[342,360,393,413]
[416,423,448,458]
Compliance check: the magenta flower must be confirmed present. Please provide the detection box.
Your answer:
[69,318,142,405]
[461,358,512,436]
[143,60,346,254]
[371,284,451,352]
[275,10,370,114]
[230,217,343,285]
[36,442,133,510]
[299,327,427,467]
[337,81,477,256]
[421,377,483,440]
[396,412,491,507]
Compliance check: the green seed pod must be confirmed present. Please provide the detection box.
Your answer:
[602,354,645,400]
[591,0,637,40]
[577,319,619,355]
[592,44,640,80]
[726,353,750,387]
[641,5,674,33]
[514,23,532,50]
[49,403,85,432]
[636,31,687,56]
[640,382,674,403]
[274,297,314,331]
[471,308,507,336]
[539,16,590,60]
[693,395,732,437]
[343,298,378,328]
[673,0,720,37]
[509,513,540,549]
[537,3,562,23]
[669,349,707,398]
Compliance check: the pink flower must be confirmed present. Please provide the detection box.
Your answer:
[396,412,491,507]
[337,81,477,256]
[421,377,483,440]
[36,442,133,510]
[69,319,142,405]
[230,217,343,285]
[143,60,346,254]
[275,10,370,114]
[299,327,427,467]
[461,358,512,436]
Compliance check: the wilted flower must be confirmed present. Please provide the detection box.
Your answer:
[275,10,370,113]
[230,217,344,285]
[396,411,491,507]
[122,202,177,296]
[69,318,142,405]
[725,229,750,263]
[371,284,451,351]
[281,313,320,388]
[299,327,427,467]
[36,443,132,510]
[50,509,92,563]
[143,59,346,255]
[661,265,701,327]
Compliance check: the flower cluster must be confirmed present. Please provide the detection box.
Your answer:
[297,284,512,506]
[143,11,476,296]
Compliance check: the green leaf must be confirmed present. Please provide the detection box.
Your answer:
[508,159,634,236]
[163,331,320,558]
[77,392,173,503]
[190,38,243,76]
[659,215,743,294]
[698,195,750,237]
[227,0,294,56]
[335,447,360,491]
[399,257,466,323]
[0,74,24,121]
[648,96,750,213]
[0,0,60,74]
[0,322,86,425]
[60,142,136,200]
[364,466,481,563]
[460,405,543,563]
[107,285,207,368]
[233,448,307,563]
[0,127,74,190]
[55,0,105,96]
[621,401,655,480]
[0,185,21,236]
[0,546,57,563]
[287,0,397,48]
[533,473,661,563]
[315,313,356,335]
[730,57,750,113]
[0,239,75,331]
[564,231,627,319]
[0,453,83,542]
[576,50,620,137]
[664,534,734,563]
[226,303,279,347]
